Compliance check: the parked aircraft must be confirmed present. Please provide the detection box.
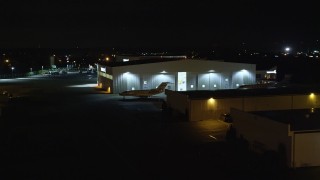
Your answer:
[238,82,278,89]
[119,82,171,98]
[237,80,292,89]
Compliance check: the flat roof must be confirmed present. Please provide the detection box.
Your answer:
[98,58,239,67]
[99,58,186,67]
[252,108,320,131]
[173,85,320,99]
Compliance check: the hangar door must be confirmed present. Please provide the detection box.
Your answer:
[294,132,320,167]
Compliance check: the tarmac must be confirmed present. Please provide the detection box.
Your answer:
[0,73,318,180]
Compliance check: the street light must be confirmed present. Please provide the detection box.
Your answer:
[11,67,14,78]
[285,47,290,52]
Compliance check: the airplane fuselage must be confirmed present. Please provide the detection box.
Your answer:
[119,82,170,98]
[119,90,160,97]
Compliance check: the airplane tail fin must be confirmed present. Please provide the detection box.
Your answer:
[155,82,170,92]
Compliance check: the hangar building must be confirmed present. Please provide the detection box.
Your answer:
[97,59,256,94]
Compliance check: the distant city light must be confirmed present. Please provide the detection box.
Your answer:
[266,70,277,74]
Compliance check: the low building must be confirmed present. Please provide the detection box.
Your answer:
[231,108,320,168]
[166,85,320,167]
[165,86,320,121]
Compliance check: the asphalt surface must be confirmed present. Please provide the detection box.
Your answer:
[0,73,317,180]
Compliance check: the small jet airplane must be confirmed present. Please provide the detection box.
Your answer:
[238,82,277,89]
[119,82,171,98]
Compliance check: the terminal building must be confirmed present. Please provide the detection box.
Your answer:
[97,58,256,94]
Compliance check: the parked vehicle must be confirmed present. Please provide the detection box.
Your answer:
[220,113,233,123]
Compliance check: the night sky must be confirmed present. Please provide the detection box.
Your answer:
[0,0,319,50]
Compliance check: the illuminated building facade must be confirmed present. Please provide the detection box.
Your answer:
[97,59,256,94]
[256,66,277,84]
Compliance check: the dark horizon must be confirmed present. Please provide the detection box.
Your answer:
[1,1,319,52]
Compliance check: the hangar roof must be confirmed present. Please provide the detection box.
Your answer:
[174,85,320,99]
[100,58,186,67]
[100,58,256,74]
[98,58,251,68]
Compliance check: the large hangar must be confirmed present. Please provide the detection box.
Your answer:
[97,59,256,94]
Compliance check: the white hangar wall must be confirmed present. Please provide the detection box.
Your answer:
[110,59,256,94]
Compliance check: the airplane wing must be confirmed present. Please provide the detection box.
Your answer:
[119,90,151,97]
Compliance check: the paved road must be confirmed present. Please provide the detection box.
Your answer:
[0,73,301,180]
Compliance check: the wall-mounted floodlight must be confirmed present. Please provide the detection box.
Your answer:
[309,93,315,99]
